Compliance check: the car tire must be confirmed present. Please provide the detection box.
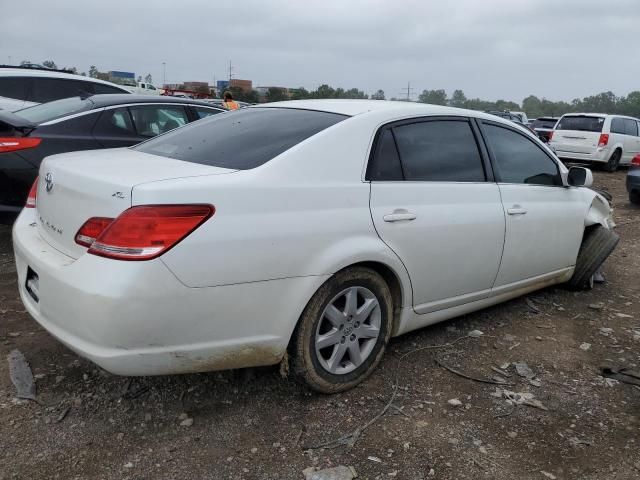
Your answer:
[630,190,640,205]
[604,150,621,172]
[292,266,393,394]
[568,226,619,290]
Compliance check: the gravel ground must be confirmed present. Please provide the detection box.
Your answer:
[1,170,639,480]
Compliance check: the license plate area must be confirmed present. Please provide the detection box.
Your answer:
[25,267,39,303]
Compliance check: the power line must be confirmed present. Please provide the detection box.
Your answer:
[399,81,415,101]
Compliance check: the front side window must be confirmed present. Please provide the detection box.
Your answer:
[392,120,485,182]
[134,108,348,169]
[624,118,638,136]
[193,106,223,119]
[129,105,189,136]
[484,123,562,186]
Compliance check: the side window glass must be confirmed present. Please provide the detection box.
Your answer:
[194,107,222,119]
[96,107,136,136]
[92,83,126,94]
[367,129,403,181]
[0,77,28,100]
[31,79,91,103]
[484,123,562,186]
[624,118,638,136]
[610,117,626,134]
[129,105,189,137]
[392,120,485,182]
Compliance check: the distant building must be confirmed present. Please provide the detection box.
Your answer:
[229,79,252,93]
[216,80,229,93]
[108,70,136,87]
[183,81,209,92]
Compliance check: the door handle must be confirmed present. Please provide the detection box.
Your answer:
[383,211,417,222]
[507,206,527,216]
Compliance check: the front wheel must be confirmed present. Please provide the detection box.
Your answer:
[292,267,393,393]
[568,226,619,290]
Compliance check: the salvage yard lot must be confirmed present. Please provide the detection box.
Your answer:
[1,171,639,480]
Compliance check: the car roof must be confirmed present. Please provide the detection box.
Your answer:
[0,67,130,90]
[254,99,509,122]
[86,94,224,109]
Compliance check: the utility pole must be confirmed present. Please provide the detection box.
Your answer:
[162,62,166,86]
[399,81,415,101]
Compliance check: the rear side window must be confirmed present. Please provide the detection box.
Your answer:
[392,120,485,182]
[31,78,93,103]
[134,108,348,169]
[611,117,626,134]
[531,118,557,129]
[624,118,638,136]
[367,129,403,181]
[129,105,189,136]
[0,77,28,100]
[484,123,562,186]
[556,116,604,132]
[95,107,136,136]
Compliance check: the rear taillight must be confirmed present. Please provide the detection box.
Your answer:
[80,205,214,261]
[25,177,38,208]
[632,154,640,166]
[75,217,114,247]
[548,131,554,141]
[598,133,609,147]
[0,137,41,153]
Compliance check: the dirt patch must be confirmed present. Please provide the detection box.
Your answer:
[1,170,639,479]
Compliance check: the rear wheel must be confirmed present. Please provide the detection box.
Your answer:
[630,190,640,205]
[568,226,619,290]
[604,150,621,172]
[292,267,392,393]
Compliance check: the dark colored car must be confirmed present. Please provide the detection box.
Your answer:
[0,95,224,222]
[627,154,640,204]
[530,117,559,143]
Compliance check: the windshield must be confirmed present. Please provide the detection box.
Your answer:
[134,108,348,170]
[16,96,94,124]
[531,119,558,129]
[556,115,604,132]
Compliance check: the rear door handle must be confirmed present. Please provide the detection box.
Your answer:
[383,211,417,222]
[507,206,527,216]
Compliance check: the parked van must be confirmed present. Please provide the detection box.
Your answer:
[550,113,640,171]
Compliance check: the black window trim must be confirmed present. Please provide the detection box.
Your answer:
[477,119,564,188]
[365,115,494,183]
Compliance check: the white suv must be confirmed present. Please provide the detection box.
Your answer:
[550,113,640,171]
[0,68,130,111]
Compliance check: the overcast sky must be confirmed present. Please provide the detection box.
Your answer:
[2,0,639,102]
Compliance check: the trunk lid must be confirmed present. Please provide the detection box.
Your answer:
[551,115,605,154]
[35,148,236,259]
[0,110,37,136]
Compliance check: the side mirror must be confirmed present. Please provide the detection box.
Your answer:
[567,167,593,187]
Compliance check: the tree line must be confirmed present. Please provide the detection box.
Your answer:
[13,60,640,118]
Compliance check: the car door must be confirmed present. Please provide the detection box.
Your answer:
[479,121,586,290]
[368,117,506,313]
[623,118,639,163]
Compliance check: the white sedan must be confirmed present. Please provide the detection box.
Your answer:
[12,100,618,393]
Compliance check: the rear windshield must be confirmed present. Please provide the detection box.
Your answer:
[134,108,348,169]
[531,118,557,129]
[16,96,94,124]
[556,115,604,132]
